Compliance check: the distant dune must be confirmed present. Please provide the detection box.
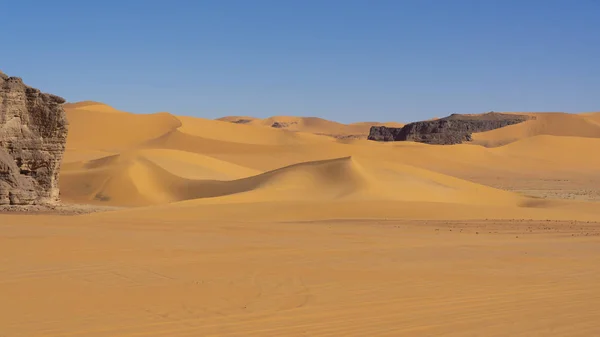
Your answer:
[471,112,600,147]
[218,115,404,139]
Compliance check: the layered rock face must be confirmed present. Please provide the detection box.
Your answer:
[0,70,68,205]
[368,112,529,145]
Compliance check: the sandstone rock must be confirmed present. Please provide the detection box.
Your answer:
[0,70,68,205]
[368,112,530,145]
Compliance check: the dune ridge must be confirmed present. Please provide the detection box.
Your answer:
[61,153,523,209]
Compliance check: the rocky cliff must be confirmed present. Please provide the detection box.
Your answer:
[368,112,530,145]
[0,70,68,205]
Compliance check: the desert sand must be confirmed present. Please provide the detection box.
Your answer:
[217,115,404,140]
[2,102,600,336]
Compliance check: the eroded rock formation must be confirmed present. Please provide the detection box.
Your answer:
[0,70,68,205]
[368,112,530,145]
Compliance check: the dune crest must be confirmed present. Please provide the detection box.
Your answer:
[64,101,125,113]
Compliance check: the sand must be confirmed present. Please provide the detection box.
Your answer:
[3,217,600,336]
[2,102,600,336]
[217,115,404,139]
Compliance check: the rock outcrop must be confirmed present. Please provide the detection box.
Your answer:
[368,112,530,145]
[231,119,252,124]
[0,70,68,205]
[271,121,298,128]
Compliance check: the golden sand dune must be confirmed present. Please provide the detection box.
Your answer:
[66,103,332,151]
[60,151,257,206]
[493,135,600,168]
[64,100,125,113]
[60,152,523,209]
[218,115,404,139]
[472,112,600,146]
[375,134,600,175]
[138,149,261,179]
[60,102,600,214]
[183,156,523,206]
[582,112,600,125]
[62,148,117,164]
[179,116,329,145]
[64,102,182,151]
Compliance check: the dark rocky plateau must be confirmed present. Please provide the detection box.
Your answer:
[368,112,530,145]
[0,70,69,205]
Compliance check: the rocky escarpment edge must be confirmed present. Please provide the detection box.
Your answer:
[368,112,531,145]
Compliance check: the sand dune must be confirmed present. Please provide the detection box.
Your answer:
[493,135,600,168]
[59,102,600,215]
[581,112,600,125]
[138,149,261,180]
[64,102,182,151]
[64,100,126,113]
[60,153,525,209]
[218,115,404,139]
[179,116,329,145]
[472,112,600,146]
[184,156,524,206]
[137,128,350,172]
[78,152,600,222]
[62,148,117,164]
[60,151,257,206]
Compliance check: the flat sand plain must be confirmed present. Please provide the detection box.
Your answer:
[2,217,600,336]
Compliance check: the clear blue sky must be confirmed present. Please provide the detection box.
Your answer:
[3,0,599,123]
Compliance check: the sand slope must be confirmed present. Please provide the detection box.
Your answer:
[64,102,182,151]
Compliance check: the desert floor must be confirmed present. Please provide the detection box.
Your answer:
[2,102,600,336]
[2,217,600,336]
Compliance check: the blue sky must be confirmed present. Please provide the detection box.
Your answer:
[3,0,599,123]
